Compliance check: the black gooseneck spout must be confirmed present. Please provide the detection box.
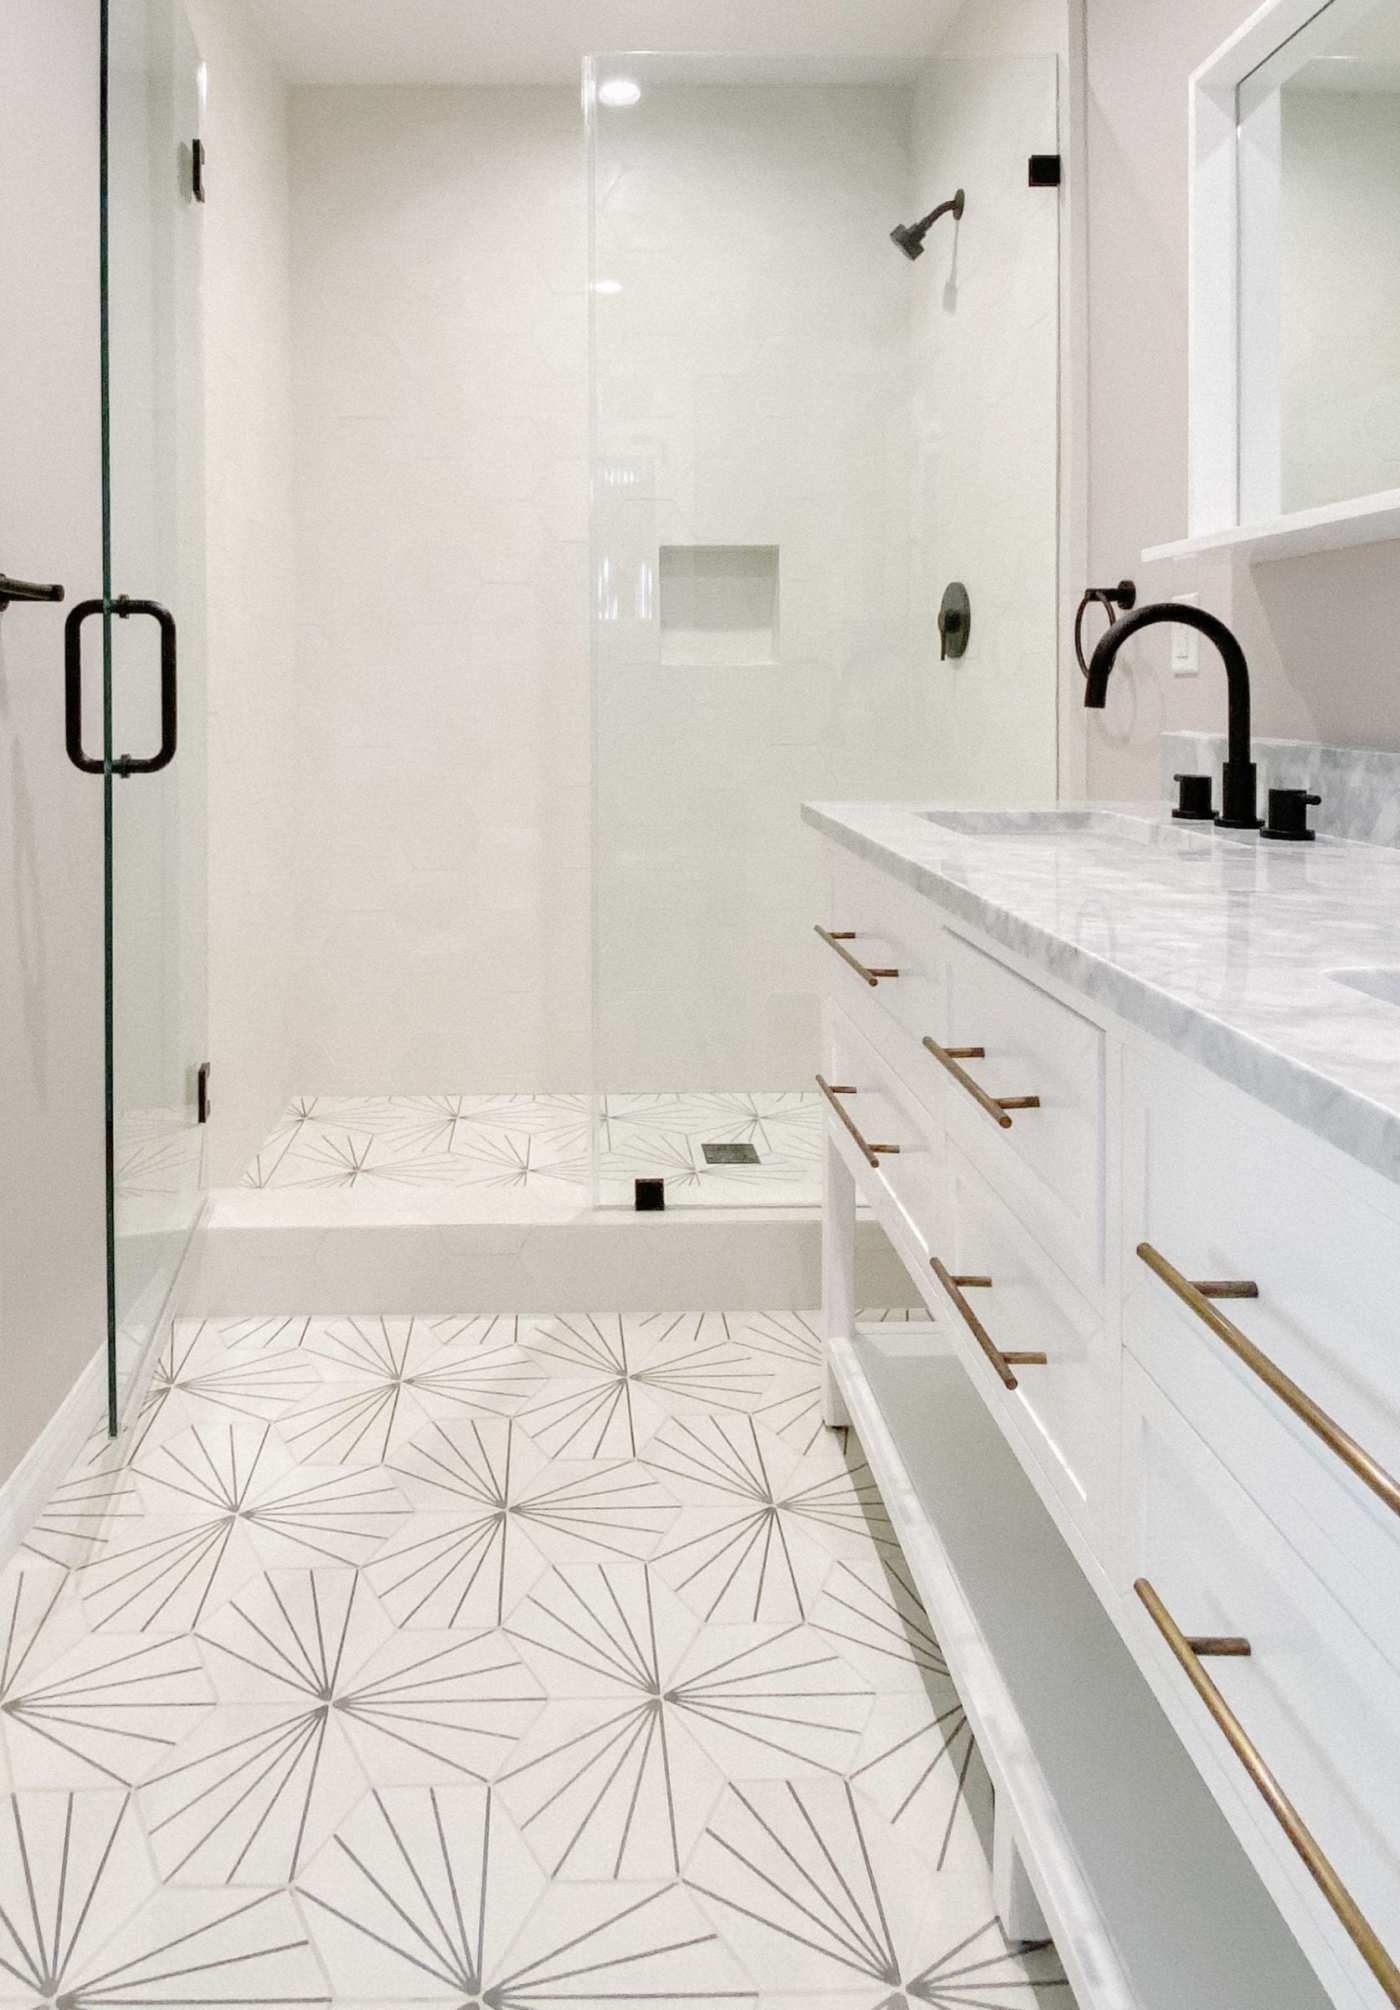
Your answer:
[1085,602,1262,831]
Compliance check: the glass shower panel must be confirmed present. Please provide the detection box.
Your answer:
[100,0,207,1425]
[588,54,1060,1209]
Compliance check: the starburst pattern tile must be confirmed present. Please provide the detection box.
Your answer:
[500,1563,873,1879]
[0,1306,1075,2009]
[280,1315,544,1465]
[0,1791,325,2005]
[137,1570,543,1886]
[369,1416,678,1629]
[645,1413,897,1624]
[128,1318,324,1455]
[517,1311,776,1460]
[76,1423,410,1633]
[19,1440,144,1571]
[297,1782,751,2006]
[243,1090,825,1212]
[813,1554,953,1690]
[690,1778,1071,2004]
[0,1564,213,1789]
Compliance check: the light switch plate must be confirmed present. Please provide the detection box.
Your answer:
[1171,591,1199,675]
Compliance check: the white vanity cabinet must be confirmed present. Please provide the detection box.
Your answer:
[814,835,1400,2010]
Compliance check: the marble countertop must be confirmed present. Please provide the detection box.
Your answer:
[803,799,1400,1187]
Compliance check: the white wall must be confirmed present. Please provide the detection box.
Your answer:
[188,1,298,1180]
[0,0,107,1490]
[936,0,1068,59]
[1082,0,1400,795]
[288,86,591,1092]
[907,56,1061,806]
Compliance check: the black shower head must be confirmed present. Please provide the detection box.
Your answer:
[891,188,965,260]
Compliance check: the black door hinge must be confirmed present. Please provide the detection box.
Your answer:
[192,137,207,203]
[1028,153,1061,188]
[197,1062,212,1124]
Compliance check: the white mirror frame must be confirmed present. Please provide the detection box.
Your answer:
[1145,0,1400,564]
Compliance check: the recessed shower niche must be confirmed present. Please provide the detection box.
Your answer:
[658,544,780,666]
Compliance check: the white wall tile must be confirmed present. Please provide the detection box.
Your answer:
[289,87,591,1094]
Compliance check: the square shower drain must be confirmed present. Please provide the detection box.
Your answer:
[702,1142,761,1166]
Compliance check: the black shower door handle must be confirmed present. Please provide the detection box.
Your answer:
[65,596,178,776]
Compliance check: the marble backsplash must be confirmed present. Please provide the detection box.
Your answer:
[1162,733,1400,849]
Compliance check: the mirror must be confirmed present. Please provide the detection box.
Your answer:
[1238,0,1400,520]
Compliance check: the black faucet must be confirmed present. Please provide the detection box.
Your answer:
[1084,602,1262,831]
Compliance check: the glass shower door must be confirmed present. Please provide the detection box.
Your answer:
[587,54,1060,1210]
[93,0,207,1428]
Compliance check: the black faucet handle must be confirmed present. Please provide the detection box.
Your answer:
[1171,772,1215,822]
[1262,787,1321,843]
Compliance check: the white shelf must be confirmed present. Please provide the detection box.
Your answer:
[833,1322,1334,2010]
[1144,487,1400,567]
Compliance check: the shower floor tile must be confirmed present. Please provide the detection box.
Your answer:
[2,1308,1076,2008]
[242,1090,825,1214]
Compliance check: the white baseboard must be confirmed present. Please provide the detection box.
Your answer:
[0,1343,107,1571]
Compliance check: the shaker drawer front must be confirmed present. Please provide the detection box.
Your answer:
[820,848,942,1048]
[824,1002,946,1264]
[1129,1062,1400,1672]
[939,1146,1113,1542]
[1125,1361,1400,2008]
[940,932,1106,1287]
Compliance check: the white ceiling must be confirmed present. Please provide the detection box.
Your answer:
[241,0,963,87]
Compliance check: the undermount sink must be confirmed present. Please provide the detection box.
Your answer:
[920,808,1193,846]
[1328,967,1400,1008]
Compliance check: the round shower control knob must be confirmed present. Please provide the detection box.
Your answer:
[938,582,971,661]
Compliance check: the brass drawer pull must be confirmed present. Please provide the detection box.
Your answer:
[1135,1578,1400,2007]
[923,1036,1041,1130]
[815,926,899,987]
[1137,1242,1400,1521]
[930,1258,1048,1390]
[815,1075,901,1170]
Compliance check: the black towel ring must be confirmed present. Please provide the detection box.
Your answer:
[1074,579,1137,678]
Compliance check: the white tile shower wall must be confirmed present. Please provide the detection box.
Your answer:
[188,2,299,1183]
[289,87,591,1092]
[592,83,924,1089]
[908,58,1060,803]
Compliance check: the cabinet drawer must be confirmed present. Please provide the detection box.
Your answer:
[1128,1062,1400,1672]
[940,1146,1114,1544]
[941,932,1105,1290]
[819,847,943,1050]
[1125,1359,1400,2006]
[824,1002,946,1265]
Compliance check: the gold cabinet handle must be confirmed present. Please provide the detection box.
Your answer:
[1137,1242,1400,1521]
[815,1075,901,1170]
[922,1036,1041,1130]
[815,926,899,987]
[1135,1578,1400,2007]
[930,1257,1048,1389]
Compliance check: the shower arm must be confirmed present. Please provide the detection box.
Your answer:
[913,190,965,234]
